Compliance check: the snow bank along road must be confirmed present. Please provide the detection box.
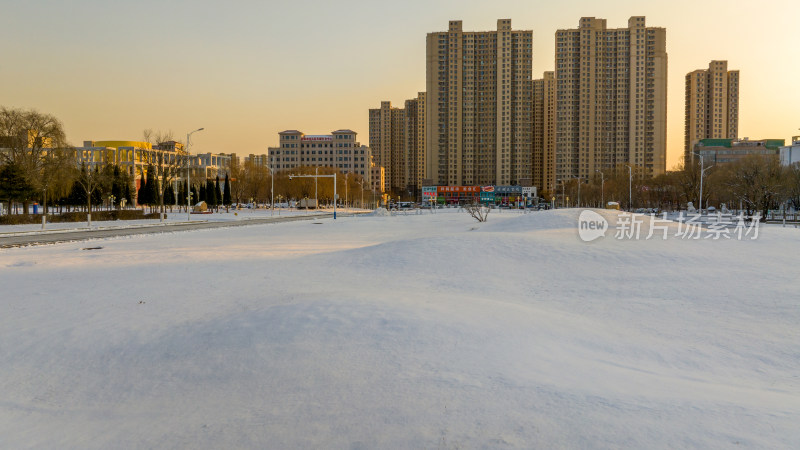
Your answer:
[0,211,361,248]
[1,209,798,449]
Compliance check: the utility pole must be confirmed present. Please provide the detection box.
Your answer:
[596,169,604,208]
[627,164,633,211]
[185,128,204,220]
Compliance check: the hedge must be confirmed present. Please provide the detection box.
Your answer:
[0,210,165,225]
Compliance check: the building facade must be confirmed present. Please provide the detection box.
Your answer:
[780,136,800,167]
[368,93,427,196]
[76,140,232,188]
[532,71,556,195]
[555,16,667,182]
[267,130,372,184]
[425,19,533,187]
[685,60,739,165]
[369,102,406,193]
[405,92,426,197]
[245,153,269,167]
[695,138,783,164]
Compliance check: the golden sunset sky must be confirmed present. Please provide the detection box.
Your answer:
[2,0,798,170]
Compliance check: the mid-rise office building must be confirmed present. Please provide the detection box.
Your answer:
[685,60,739,165]
[267,130,372,183]
[555,16,667,182]
[425,19,533,187]
[532,71,556,195]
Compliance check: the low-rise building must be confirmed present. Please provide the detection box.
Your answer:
[76,140,233,190]
[694,138,785,164]
[780,136,800,166]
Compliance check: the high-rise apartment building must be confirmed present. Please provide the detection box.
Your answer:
[425,19,533,187]
[532,71,556,194]
[555,16,667,181]
[369,102,405,193]
[685,60,739,165]
[404,92,426,196]
[368,93,427,196]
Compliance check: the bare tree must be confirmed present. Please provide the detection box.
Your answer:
[141,129,185,213]
[74,163,107,219]
[464,201,490,222]
[718,155,786,219]
[785,163,800,211]
[0,107,70,213]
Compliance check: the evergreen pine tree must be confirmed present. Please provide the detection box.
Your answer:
[91,166,103,209]
[138,174,148,206]
[124,182,132,207]
[164,183,175,206]
[145,165,159,209]
[199,182,206,203]
[192,185,199,205]
[111,165,122,209]
[177,181,184,208]
[214,175,222,208]
[68,179,86,210]
[0,162,36,214]
[223,173,231,206]
[206,179,216,207]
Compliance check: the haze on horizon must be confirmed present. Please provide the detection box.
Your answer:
[2,0,798,170]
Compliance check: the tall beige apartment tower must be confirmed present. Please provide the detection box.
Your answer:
[404,92,427,196]
[369,101,405,193]
[555,17,667,182]
[368,92,427,196]
[425,19,533,186]
[685,61,739,165]
[532,71,556,194]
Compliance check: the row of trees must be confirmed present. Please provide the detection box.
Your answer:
[550,155,800,218]
[228,162,373,208]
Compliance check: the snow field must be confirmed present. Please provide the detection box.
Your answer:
[1,209,798,448]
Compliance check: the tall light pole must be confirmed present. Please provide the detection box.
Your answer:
[596,169,604,208]
[269,166,274,217]
[572,176,582,207]
[626,164,633,211]
[186,128,204,220]
[697,153,713,214]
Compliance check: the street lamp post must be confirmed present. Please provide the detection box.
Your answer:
[186,128,204,220]
[269,166,274,217]
[572,176,582,207]
[627,164,633,211]
[596,169,604,208]
[698,154,714,214]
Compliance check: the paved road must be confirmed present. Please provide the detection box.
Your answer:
[0,212,348,248]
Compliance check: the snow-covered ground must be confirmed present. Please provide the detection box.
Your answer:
[1,209,798,449]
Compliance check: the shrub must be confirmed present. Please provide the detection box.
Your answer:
[0,209,159,225]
